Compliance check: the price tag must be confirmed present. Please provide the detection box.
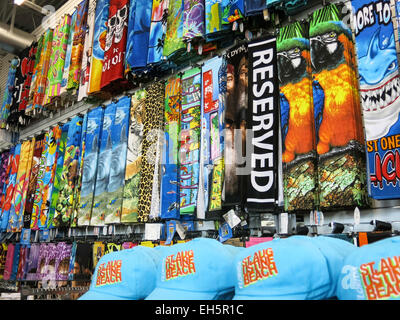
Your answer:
[279,213,289,234]
[176,222,186,240]
[102,226,107,236]
[223,210,242,229]
[354,207,360,225]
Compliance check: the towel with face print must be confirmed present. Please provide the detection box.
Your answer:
[91,103,117,226]
[101,0,130,91]
[199,56,225,216]
[224,44,248,207]
[179,68,201,215]
[43,15,72,106]
[137,81,165,222]
[24,134,45,230]
[277,21,318,212]
[352,0,400,199]
[7,140,34,233]
[71,113,88,228]
[0,146,19,231]
[147,0,170,65]
[160,75,181,220]
[78,0,97,102]
[32,129,60,230]
[246,36,281,212]
[121,90,146,223]
[183,0,205,41]
[310,4,368,209]
[67,0,89,91]
[46,122,69,228]
[77,107,104,226]
[32,28,54,112]
[53,116,84,228]
[88,0,109,93]
[105,96,130,224]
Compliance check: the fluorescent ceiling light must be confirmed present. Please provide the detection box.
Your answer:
[14,0,26,5]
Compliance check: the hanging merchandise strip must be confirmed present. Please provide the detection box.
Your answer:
[60,9,77,96]
[0,152,10,200]
[32,28,54,113]
[53,115,84,228]
[22,134,45,229]
[0,58,19,128]
[91,102,117,226]
[46,122,69,229]
[137,81,165,222]
[205,0,228,41]
[7,140,34,233]
[121,90,146,223]
[0,149,14,231]
[33,128,61,230]
[104,96,130,224]
[163,0,186,60]
[352,0,400,199]
[310,3,368,210]
[100,0,130,92]
[224,43,248,207]
[88,0,110,94]
[246,36,280,212]
[68,0,89,91]
[147,0,170,66]
[179,68,201,215]
[78,0,97,102]
[160,75,181,220]
[0,145,21,231]
[18,43,38,115]
[77,106,104,226]
[71,113,88,227]
[277,21,318,212]
[183,0,205,41]
[200,56,225,217]
[125,0,152,72]
[43,15,72,106]
[26,34,44,115]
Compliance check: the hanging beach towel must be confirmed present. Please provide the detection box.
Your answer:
[60,10,77,96]
[88,0,109,94]
[160,75,181,220]
[77,106,104,226]
[121,89,146,223]
[179,68,201,215]
[26,35,44,115]
[244,0,267,16]
[100,0,130,91]
[43,15,72,106]
[277,21,318,212]
[7,140,34,233]
[352,0,400,199]
[163,0,186,60]
[55,242,72,282]
[46,122,69,228]
[0,58,19,128]
[224,44,248,207]
[91,102,117,226]
[147,0,170,65]
[183,0,205,42]
[221,0,244,25]
[67,0,89,91]
[53,116,83,228]
[310,4,368,209]
[246,36,281,212]
[0,151,10,199]
[71,113,88,227]
[0,147,17,231]
[7,50,25,128]
[137,81,165,222]
[78,0,97,102]
[104,96,130,224]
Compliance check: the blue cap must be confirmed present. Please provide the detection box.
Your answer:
[233,235,356,300]
[79,246,161,300]
[337,236,400,300]
[145,238,240,300]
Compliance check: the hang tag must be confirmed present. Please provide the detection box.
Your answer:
[187,41,191,53]
[144,223,162,241]
[263,9,270,21]
[165,221,177,245]
[198,44,203,55]
[279,213,289,234]
[354,207,360,225]
[175,221,186,240]
[108,225,113,235]
[102,226,107,236]
[68,228,72,238]
[239,22,244,33]
[20,229,31,245]
[93,227,99,236]
[232,21,238,31]
[245,30,252,41]
[223,209,242,229]
[218,222,233,243]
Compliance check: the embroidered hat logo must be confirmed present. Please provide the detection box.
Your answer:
[164,250,196,281]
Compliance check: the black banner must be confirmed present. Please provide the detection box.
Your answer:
[246,36,280,212]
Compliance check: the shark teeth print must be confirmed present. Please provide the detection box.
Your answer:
[361,74,400,112]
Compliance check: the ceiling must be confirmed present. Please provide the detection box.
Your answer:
[0,0,69,34]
